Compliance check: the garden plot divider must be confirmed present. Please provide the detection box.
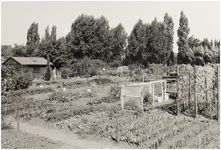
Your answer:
[176,64,220,120]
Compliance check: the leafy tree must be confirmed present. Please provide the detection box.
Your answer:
[26,22,40,56]
[50,26,57,44]
[164,13,174,65]
[108,23,128,62]
[192,46,204,65]
[177,11,193,64]
[11,44,27,57]
[1,45,12,59]
[66,14,110,61]
[127,19,146,66]
[50,37,68,70]
[203,46,214,64]
[202,38,211,49]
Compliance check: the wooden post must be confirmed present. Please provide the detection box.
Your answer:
[116,120,119,143]
[195,94,198,118]
[152,84,155,107]
[140,96,144,110]
[5,102,8,116]
[176,65,180,116]
[205,77,208,108]
[188,71,191,106]
[194,65,197,118]
[210,91,213,120]
[161,82,164,101]
[121,87,124,110]
[165,82,167,101]
[142,75,144,83]
[16,100,19,131]
[217,66,220,121]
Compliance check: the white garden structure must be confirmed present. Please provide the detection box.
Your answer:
[121,80,167,110]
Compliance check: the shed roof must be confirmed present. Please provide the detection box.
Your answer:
[3,57,52,66]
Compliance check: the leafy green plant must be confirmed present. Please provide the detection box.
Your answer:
[61,68,70,79]
[143,92,153,104]
[90,77,113,85]
[15,73,33,90]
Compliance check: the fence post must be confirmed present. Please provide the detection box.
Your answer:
[194,65,197,118]
[16,100,20,131]
[195,94,198,118]
[152,84,155,107]
[188,71,191,106]
[217,66,220,121]
[116,120,119,143]
[176,65,180,116]
[205,77,208,108]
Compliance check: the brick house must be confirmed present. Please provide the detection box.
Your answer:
[2,57,53,78]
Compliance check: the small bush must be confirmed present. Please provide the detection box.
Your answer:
[61,68,70,79]
[134,68,142,75]
[48,91,69,102]
[15,73,33,90]
[143,92,153,104]
[44,56,52,81]
[1,118,12,130]
[90,77,113,85]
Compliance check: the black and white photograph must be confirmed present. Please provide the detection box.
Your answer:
[1,0,220,149]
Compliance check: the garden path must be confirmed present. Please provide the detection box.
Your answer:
[6,116,129,149]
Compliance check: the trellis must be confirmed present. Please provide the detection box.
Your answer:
[176,64,220,120]
[121,80,167,110]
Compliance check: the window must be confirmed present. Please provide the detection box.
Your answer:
[33,67,40,72]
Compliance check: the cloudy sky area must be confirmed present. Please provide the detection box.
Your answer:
[1,1,220,52]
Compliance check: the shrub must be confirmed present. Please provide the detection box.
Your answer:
[1,120,12,130]
[48,91,69,102]
[44,55,52,81]
[90,77,113,85]
[134,68,142,75]
[15,73,33,90]
[61,68,70,79]
[109,59,122,68]
[143,92,153,104]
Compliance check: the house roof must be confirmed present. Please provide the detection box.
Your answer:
[3,57,53,66]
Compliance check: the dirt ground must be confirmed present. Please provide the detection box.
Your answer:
[1,129,70,149]
[2,115,133,149]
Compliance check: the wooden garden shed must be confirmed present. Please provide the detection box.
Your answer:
[2,57,53,78]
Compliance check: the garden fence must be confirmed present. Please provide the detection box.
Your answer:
[176,64,220,120]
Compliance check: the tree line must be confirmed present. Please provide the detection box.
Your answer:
[2,11,220,71]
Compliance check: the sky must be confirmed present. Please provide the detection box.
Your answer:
[1,1,220,53]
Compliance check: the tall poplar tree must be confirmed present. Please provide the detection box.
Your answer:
[177,11,193,64]
[127,19,146,66]
[26,22,40,56]
[164,13,174,65]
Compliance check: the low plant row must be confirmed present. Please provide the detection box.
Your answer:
[33,80,87,86]
[1,87,53,97]
[86,96,119,105]
[47,90,94,103]
[96,111,203,147]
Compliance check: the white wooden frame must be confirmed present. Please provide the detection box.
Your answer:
[121,80,167,110]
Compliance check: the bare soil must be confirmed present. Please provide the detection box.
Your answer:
[3,116,132,149]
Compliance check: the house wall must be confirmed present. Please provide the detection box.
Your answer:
[4,58,22,72]
[27,65,47,78]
